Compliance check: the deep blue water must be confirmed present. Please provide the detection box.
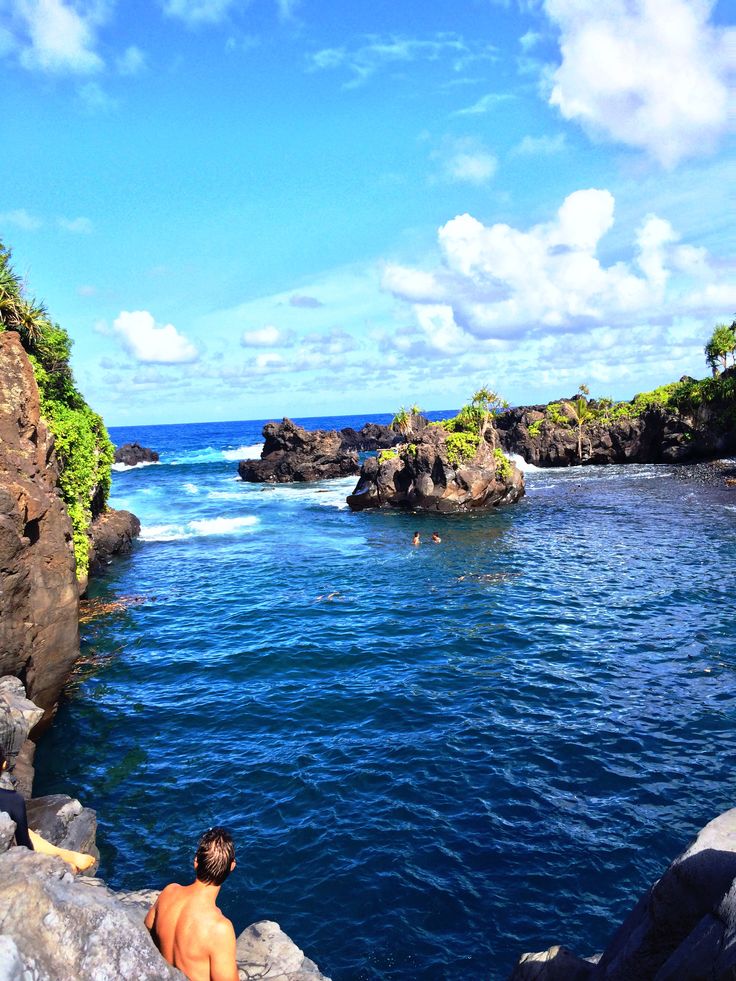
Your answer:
[34,415,736,980]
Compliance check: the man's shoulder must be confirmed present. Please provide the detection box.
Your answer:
[157,882,185,902]
[209,908,236,938]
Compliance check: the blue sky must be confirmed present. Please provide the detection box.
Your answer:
[1,0,734,425]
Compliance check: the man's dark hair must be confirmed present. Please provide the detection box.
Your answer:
[195,827,235,886]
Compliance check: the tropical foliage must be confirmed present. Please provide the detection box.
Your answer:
[704,322,736,376]
[0,241,114,579]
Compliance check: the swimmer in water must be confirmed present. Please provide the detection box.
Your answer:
[412,532,421,546]
[431,532,441,543]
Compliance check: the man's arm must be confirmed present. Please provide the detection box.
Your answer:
[209,917,239,981]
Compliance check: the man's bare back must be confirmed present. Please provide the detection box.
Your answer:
[145,828,238,981]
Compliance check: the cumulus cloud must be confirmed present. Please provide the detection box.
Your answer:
[0,208,42,231]
[382,188,736,352]
[10,0,106,73]
[113,310,199,363]
[544,0,736,166]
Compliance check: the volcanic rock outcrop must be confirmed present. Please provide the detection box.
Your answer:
[510,808,736,980]
[239,418,360,483]
[0,332,79,715]
[339,422,400,452]
[88,508,141,577]
[113,442,159,466]
[347,427,524,511]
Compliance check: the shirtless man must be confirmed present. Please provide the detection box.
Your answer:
[145,827,239,981]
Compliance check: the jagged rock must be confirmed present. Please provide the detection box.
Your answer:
[510,808,736,980]
[347,428,524,512]
[339,423,400,452]
[87,507,141,581]
[511,945,596,980]
[26,795,99,869]
[239,419,359,483]
[0,849,185,980]
[236,920,331,980]
[113,442,159,466]
[0,333,79,717]
[0,813,16,854]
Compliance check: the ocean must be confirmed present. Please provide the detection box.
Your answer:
[34,413,736,980]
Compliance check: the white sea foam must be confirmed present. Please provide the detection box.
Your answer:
[222,443,263,461]
[267,475,356,510]
[112,461,159,472]
[140,515,259,542]
[508,453,540,473]
[183,482,199,494]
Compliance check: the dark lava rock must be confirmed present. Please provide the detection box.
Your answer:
[239,418,360,483]
[0,333,79,717]
[114,442,159,466]
[87,508,141,579]
[510,808,736,980]
[495,400,736,468]
[347,428,524,511]
[339,422,400,452]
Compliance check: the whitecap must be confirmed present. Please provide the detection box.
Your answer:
[140,515,259,542]
[222,443,264,461]
[508,453,540,473]
[112,461,160,472]
[183,482,199,495]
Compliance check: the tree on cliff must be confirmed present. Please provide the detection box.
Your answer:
[705,323,736,376]
[569,384,595,463]
[469,387,508,450]
[390,404,423,436]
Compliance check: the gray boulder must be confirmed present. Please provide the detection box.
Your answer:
[236,920,331,980]
[510,808,736,980]
[26,794,99,868]
[0,849,184,980]
[0,813,16,854]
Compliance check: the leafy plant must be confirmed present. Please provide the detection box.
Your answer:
[445,431,480,467]
[705,322,736,376]
[493,448,512,480]
[546,402,571,426]
[527,419,543,438]
[378,448,398,463]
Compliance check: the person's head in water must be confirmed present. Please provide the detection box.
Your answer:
[431,532,441,543]
[412,531,420,545]
[195,828,235,886]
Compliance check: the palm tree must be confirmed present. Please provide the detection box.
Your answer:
[705,323,736,376]
[470,386,508,449]
[569,385,595,462]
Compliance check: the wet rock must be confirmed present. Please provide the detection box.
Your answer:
[0,849,184,980]
[239,418,359,483]
[0,333,79,717]
[510,808,736,980]
[511,945,596,980]
[236,920,331,980]
[347,428,524,512]
[113,442,159,466]
[87,507,141,581]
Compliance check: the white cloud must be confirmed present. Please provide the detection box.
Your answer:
[513,133,566,155]
[0,208,42,231]
[113,310,200,363]
[58,215,93,234]
[116,45,145,75]
[452,91,511,116]
[433,137,498,185]
[383,188,736,350]
[13,0,105,73]
[163,0,298,24]
[544,0,736,166]
[241,324,289,347]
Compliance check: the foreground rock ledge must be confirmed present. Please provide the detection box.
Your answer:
[347,428,524,511]
[510,808,736,980]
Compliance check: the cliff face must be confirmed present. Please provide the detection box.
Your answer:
[0,332,80,716]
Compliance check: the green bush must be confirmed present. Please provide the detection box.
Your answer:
[445,431,480,466]
[378,448,398,463]
[527,419,542,438]
[494,448,512,480]
[546,402,571,426]
[1,241,114,581]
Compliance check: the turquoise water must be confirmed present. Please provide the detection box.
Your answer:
[35,416,736,980]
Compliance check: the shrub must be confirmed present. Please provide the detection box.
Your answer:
[378,448,398,463]
[494,448,512,480]
[527,419,542,438]
[445,431,480,467]
[546,402,571,426]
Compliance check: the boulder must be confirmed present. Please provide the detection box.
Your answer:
[0,849,184,980]
[87,507,141,581]
[347,428,524,512]
[113,442,159,466]
[510,808,736,980]
[239,419,359,483]
[236,920,331,980]
[25,794,99,868]
[0,332,80,717]
[0,813,16,854]
[339,422,399,452]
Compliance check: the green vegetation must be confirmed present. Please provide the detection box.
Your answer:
[445,431,480,467]
[527,419,543,438]
[570,384,596,462]
[406,442,418,458]
[378,447,398,463]
[493,448,511,480]
[0,242,114,580]
[546,402,570,426]
[705,322,736,376]
[390,404,424,436]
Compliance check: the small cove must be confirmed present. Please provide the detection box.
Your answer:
[35,414,736,980]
